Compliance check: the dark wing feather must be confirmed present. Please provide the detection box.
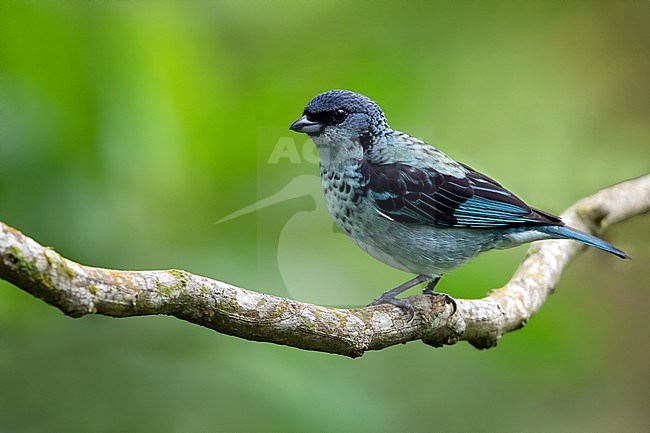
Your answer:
[359,162,562,228]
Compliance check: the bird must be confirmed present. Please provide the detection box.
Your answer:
[288,90,628,318]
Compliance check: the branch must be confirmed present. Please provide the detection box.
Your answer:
[1,175,648,357]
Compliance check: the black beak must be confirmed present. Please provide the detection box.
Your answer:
[289,115,323,135]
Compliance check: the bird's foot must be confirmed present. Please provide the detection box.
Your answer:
[437,293,457,315]
[422,278,457,314]
[366,275,428,321]
[367,295,415,321]
[422,289,457,315]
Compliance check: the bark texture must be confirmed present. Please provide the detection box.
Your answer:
[1,175,648,357]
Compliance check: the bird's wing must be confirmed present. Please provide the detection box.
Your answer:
[359,162,562,228]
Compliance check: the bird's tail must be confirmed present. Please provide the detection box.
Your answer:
[538,225,629,259]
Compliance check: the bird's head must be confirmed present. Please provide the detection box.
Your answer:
[289,90,389,164]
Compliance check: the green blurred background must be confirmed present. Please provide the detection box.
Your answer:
[1,1,648,432]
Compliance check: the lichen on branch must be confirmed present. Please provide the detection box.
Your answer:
[1,175,648,357]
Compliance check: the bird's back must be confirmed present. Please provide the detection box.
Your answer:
[361,130,563,230]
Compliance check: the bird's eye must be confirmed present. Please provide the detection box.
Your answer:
[304,108,348,126]
[331,109,348,124]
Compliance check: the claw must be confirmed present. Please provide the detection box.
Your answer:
[421,276,456,315]
[366,274,428,321]
[423,291,457,315]
[440,293,457,315]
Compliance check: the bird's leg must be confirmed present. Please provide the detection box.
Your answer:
[422,276,457,314]
[367,274,428,320]
[421,276,441,294]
